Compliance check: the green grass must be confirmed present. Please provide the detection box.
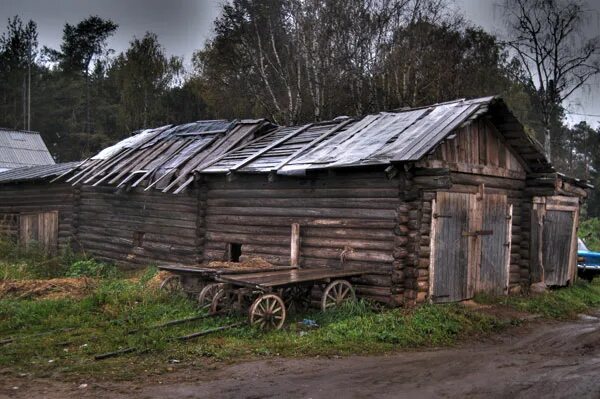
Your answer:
[0,270,507,380]
[579,217,600,251]
[476,279,600,319]
[2,256,600,380]
[0,238,118,280]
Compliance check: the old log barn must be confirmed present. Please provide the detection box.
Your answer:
[0,96,590,305]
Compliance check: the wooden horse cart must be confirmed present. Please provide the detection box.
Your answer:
[158,265,374,329]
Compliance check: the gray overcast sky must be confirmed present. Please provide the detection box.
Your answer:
[0,0,598,126]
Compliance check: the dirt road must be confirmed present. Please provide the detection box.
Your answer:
[3,312,600,399]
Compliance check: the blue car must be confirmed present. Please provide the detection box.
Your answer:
[578,238,600,281]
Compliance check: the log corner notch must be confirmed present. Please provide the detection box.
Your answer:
[290,223,300,268]
[399,166,451,307]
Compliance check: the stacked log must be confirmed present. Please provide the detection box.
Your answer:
[196,181,207,263]
[204,172,399,304]
[71,186,81,252]
[77,185,200,267]
[415,191,435,303]
[391,200,410,306]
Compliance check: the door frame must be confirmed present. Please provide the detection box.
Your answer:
[531,196,579,286]
[430,190,513,302]
[429,191,479,302]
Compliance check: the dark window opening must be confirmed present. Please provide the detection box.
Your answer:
[133,231,145,248]
[229,243,242,262]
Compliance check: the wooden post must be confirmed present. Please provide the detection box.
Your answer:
[291,223,300,268]
[428,198,437,302]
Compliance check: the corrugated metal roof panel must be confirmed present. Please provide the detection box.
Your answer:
[0,162,79,184]
[59,119,274,192]
[194,96,549,176]
[0,129,55,168]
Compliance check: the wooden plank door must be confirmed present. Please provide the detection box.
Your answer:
[530,196,579,286]
[477,194,511,295]
[542,210,575,286]
[19,214,39,245]
[19,211,59,254]
[431,192,472,303]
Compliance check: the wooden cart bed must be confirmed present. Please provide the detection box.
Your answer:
[157,264,296,276]
[215,268,373,290]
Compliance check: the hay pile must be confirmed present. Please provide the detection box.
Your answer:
[146,271,174,289]
[0,277,95,300]
[205,257,273,271]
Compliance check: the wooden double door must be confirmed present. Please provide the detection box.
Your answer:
[430,191,513,303]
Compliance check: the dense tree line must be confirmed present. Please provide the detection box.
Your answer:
[0,0,598,215]
[0,16,204,160]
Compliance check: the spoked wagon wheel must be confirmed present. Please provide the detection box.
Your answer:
[159,275,182,293]
[197,283,223,310]
[321,279,355,311]
[282,285,312,313]
[210,288,236,315]
[249,294,286,330]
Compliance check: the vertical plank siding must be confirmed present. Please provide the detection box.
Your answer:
[479,194,510,295]
[541,210,575,286]
[0,183,74,250]
[431,192,470,302]
[429,119,525,175]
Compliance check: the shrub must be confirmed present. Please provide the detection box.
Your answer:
[66,259,119,278]
[579,217,600,251]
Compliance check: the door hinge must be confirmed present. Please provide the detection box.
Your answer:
[433,213,452,219]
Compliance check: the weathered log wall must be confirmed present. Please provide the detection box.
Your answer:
[0,182,75,250]
[203,171,401,304]
[77,185,200,267]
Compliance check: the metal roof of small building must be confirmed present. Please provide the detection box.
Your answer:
[0,128,55,170]
[0,162,79,184]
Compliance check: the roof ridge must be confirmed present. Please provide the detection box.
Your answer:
[0,127,41,134]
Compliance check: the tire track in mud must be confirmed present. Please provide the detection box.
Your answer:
[3,312,600,399]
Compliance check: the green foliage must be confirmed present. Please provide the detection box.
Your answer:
[0,16,38,130]
[0,238,68,279]
[65,259,119,278]
[579,218,600,251]
[0,237,109,280]
[111,32,183,132]
[477,280,600,319]
[50,16,118,75]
